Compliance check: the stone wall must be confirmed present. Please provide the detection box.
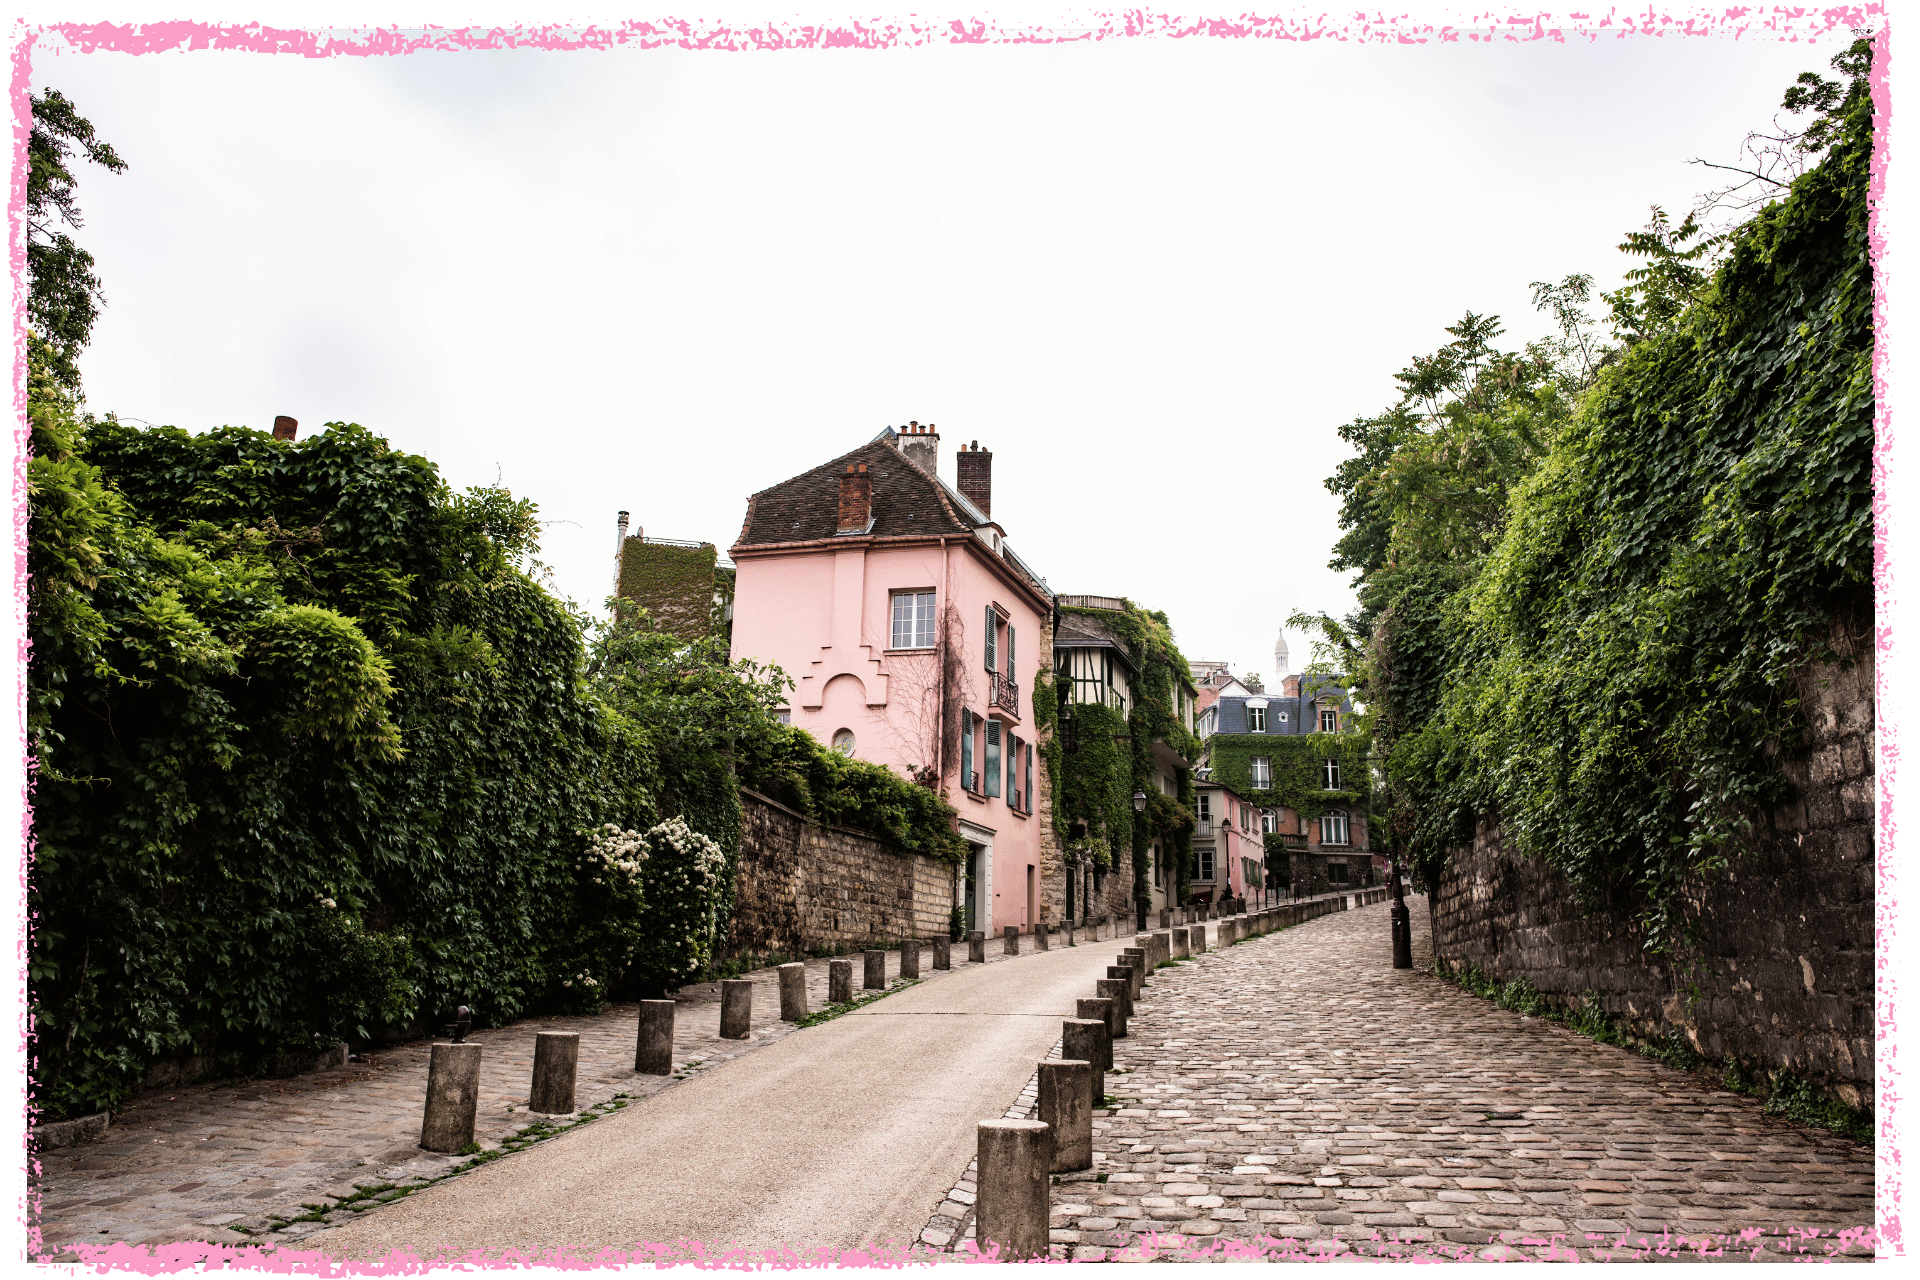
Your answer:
[1427,629,1874,1106]
[730,788,955,953]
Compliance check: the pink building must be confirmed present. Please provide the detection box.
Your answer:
[729,426,1057,934]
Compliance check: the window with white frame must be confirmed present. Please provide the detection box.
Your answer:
[1322,758,1342,790]
[1321,809,1350,846]
[1251,756,1271,789]
[1247,705,1266,732]
[1319,706,1339,733]
[1197,846,1215,881]
[1261,810,1276,835]
[891,590,936,649]
[1197,793,1211,821]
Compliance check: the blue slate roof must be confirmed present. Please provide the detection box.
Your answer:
[1208,676,1354,737]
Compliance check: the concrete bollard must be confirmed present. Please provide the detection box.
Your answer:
[420,1041,483,1152]
[1065,1014,1110,1108]
[778,962,808,1021]
[829,958,854,1004]
[529,1031,579,1115]
[863,949,887,990]
[635,999,675,1075]
[1003,925,1020,956]
[934,937,952,970]
[719,980,752,1040]
[1096,978,1131,1037]
[1039,1060,1093,1172]
[901,938,921,979]
[1171,927,1189,960]
[1035,924,1050,952]
[976,1119,1052,1261]
[1103,966,1136,1019]
[1192,925,1208,954]
[969,930,987,964]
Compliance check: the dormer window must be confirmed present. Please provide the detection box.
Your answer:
[1319,707,1339,733]
[1247,706,1266,732]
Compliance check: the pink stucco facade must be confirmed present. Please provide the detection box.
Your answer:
[731,519,1053,935]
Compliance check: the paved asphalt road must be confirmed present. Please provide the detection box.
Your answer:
[310,939,1119,1261]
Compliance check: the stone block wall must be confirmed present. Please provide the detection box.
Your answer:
[1427,629,1874,1106]
[730,788,955,954]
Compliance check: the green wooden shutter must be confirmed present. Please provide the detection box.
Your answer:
[962,708,975,790]
[985,607,997,671]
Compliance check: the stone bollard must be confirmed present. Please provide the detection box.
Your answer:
[1039,1059,1093,1172]
[1003,925,1020,956]
[969,930,987,964]
[1096,978,1131,1037]
[1122,948,1147,999]
[1065,1017,1109,1112]
[719,980,752,1040]
[1192,925,1208,954]
[420,1041,483,1152]
[1064,922,1075,947]
[1171,927,1189,960]
[529,1031,579,1116]
[778,962,808,1021]
[635,999,675,1075]
[829,958,854,1004]
[1104,966,1136,1019]
[976,1119,1052,1260]
[1153,931,1172,967]
[1071,1005,1115,1074]
[863,949,887,990]
[1035,924,1050,952]
[934,937,952,970]
[901,938,921,979]
[1158,908,1172,930]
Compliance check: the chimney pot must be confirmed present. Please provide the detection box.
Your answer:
[837,463,873,533]
[273,415,298,441]
[957,441,993,518]
[900,419,941,477]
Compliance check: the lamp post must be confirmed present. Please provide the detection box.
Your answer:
[1132,790,1148,932]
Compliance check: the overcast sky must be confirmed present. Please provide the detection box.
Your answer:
[30,13,1862,684]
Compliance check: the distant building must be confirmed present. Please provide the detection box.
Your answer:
[611,512,735,643]
[727,424,1060,934]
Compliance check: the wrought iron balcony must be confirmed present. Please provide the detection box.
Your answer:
[990,671,1021,716]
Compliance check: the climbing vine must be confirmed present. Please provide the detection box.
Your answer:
[1204,733,1372,821]
[1317,71,1874,960]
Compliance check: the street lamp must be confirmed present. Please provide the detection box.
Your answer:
[1132,791,1149,931]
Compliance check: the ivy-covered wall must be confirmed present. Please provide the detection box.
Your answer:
[1051,601,1201,914]
[618,538,723,642]
[1204,732,1373,825]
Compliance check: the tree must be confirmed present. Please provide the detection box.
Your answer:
[28,90,126,393]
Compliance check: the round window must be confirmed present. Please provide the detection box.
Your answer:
[831,729,856,756]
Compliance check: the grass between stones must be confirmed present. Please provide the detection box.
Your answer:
[256,1094,636,1240]
[793,979,922,1029]
[1438,962,1872,1145]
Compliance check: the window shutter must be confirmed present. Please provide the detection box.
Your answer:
[1025,740,1033,811]
[985,607,997,671]
[986,720,1002,797]
[962,709,975,790]
[1008,626,1016,679]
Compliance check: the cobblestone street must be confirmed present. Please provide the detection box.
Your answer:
[30,931,1101,1255]
[1044,899,1875,1262]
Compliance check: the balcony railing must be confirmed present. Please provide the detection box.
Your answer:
[990,671,1021,717]
[1194,819,1213,838]
[1274,832,1308,850]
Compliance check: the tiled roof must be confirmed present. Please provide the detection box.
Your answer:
[734,439,980,548]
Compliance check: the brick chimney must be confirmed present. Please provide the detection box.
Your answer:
[957,441,992,518]
[898,420,939,476]
[272,415,298,441]
[837,463,872,533]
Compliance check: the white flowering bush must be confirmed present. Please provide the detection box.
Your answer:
[550,823,651,1012]
[631,817,730,996]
